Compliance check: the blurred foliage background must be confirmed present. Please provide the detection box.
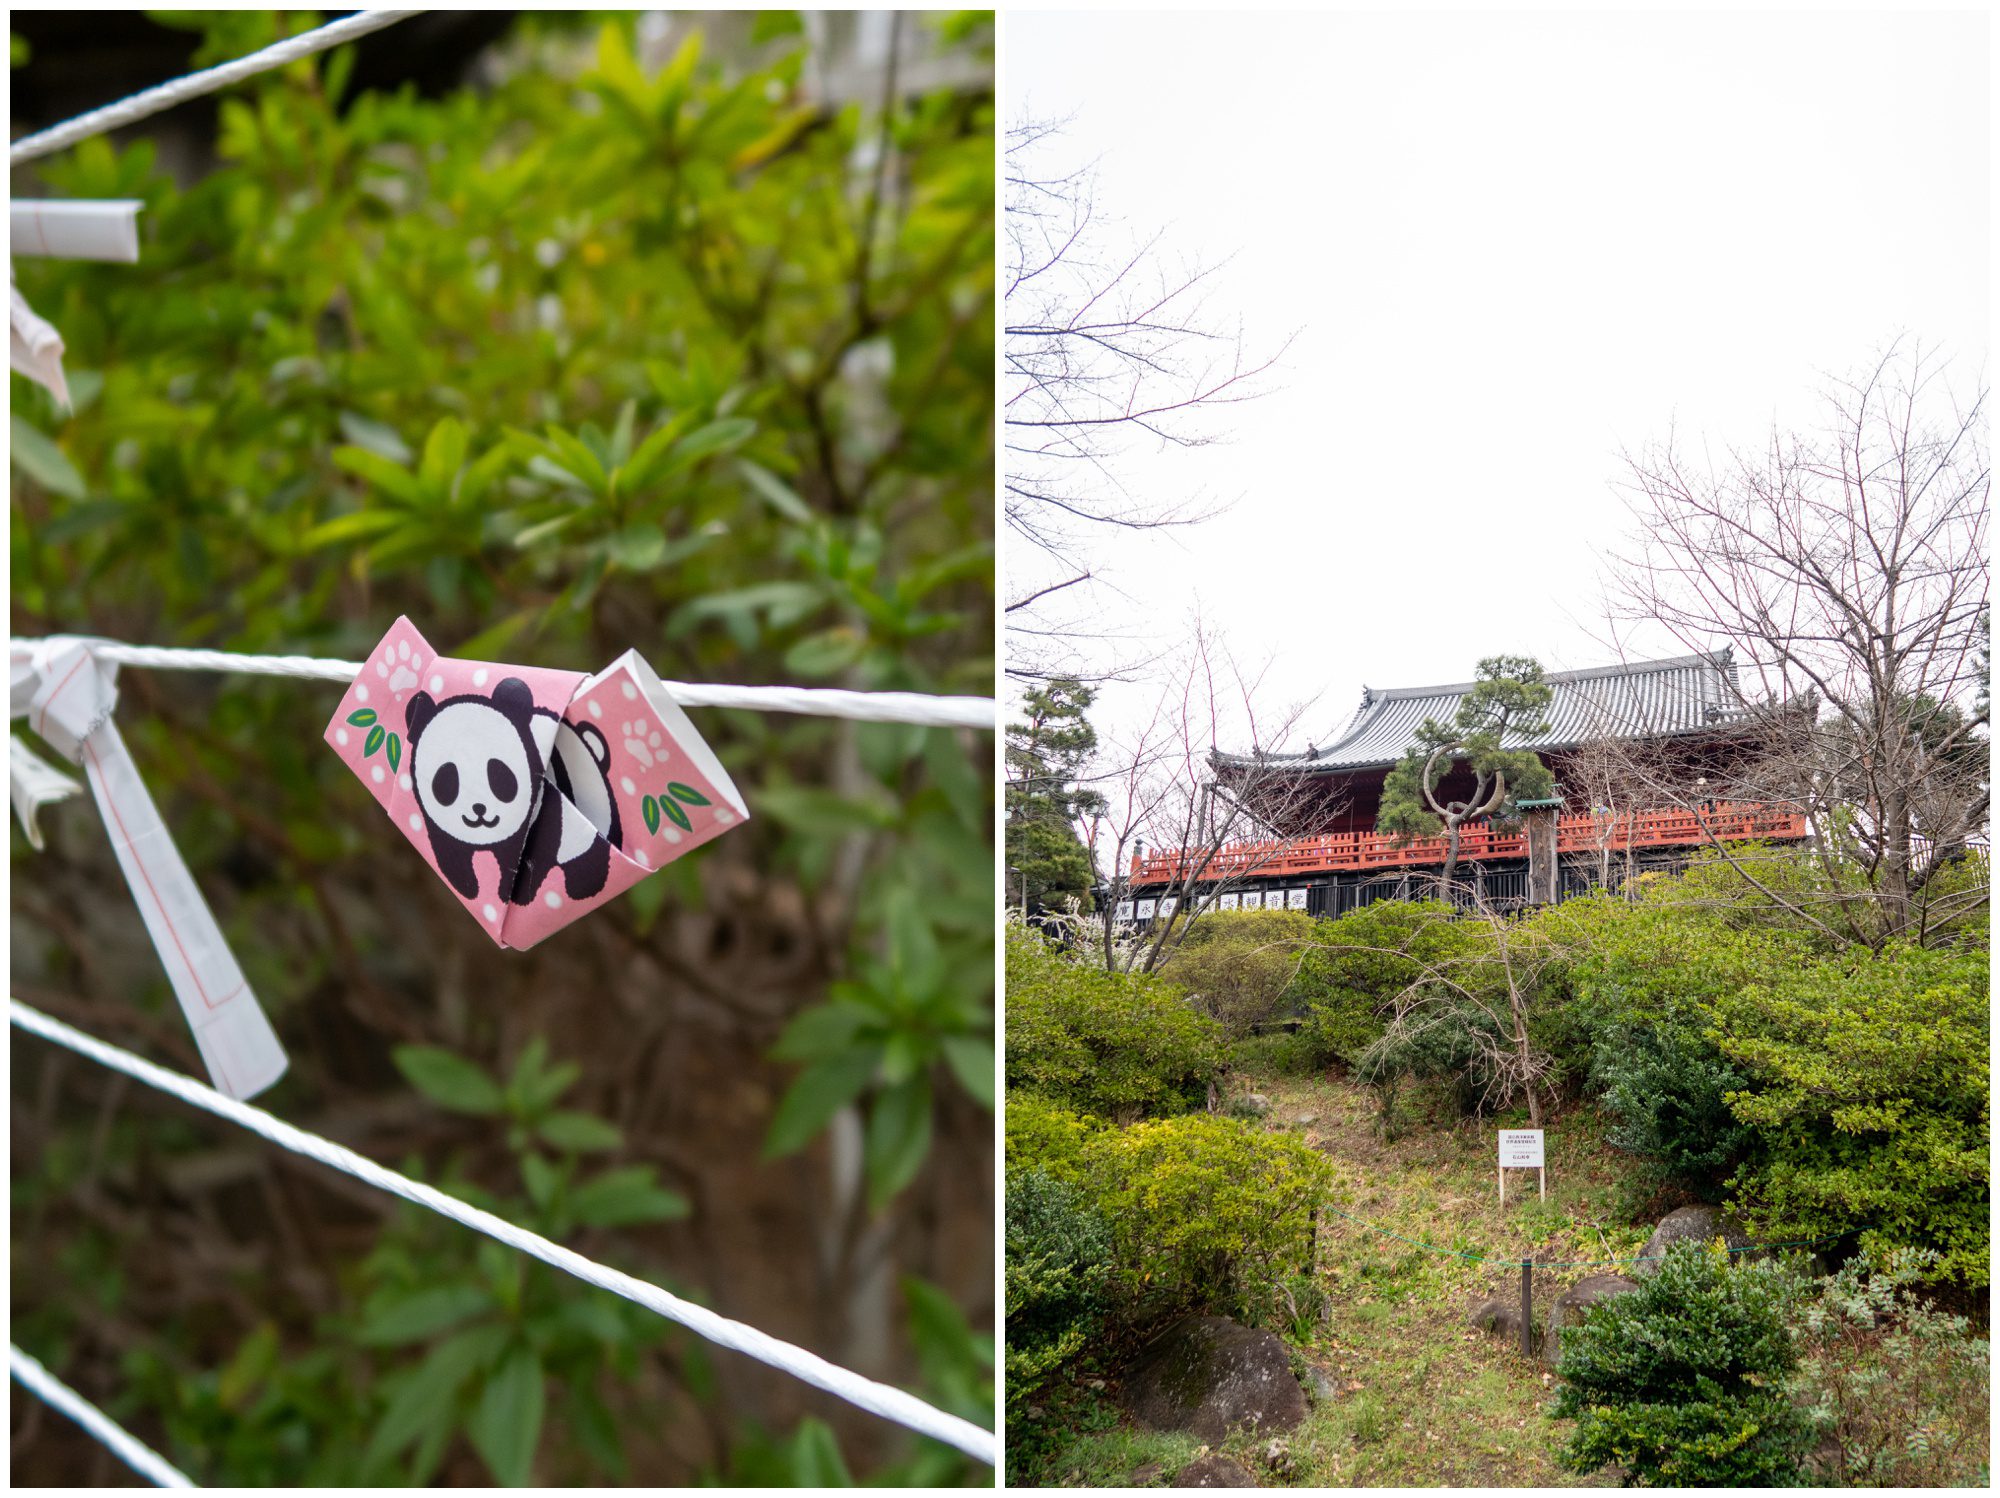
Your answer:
[10,9,994,1486]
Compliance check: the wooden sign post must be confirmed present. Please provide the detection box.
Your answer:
[1498,1129,1545,1205]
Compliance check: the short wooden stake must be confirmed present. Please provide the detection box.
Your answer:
[1520,1258,1533,1357]
[1539,1165,1546,1202]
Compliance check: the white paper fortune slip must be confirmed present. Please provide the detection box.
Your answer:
[12,641,287,1100]
[9,199,144,408]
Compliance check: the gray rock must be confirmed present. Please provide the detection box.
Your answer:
[1130,1462,1165,1486]
[1238,1093,1272,1117]
[1541,1274,1640,1365]
[1467,1294,1535,1350]
[1293,1113,1318,1128]
[1260,1437,1293,1476]
[1173,1455,1259,1488]
[1125,1315,1308,1443]
[1299,1361,1340,1404]
[1634,1205,1752,1276]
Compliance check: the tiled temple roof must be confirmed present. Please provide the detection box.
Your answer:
[1215,651,1754,773]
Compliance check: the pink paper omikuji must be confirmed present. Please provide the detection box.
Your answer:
[324,617,749,949]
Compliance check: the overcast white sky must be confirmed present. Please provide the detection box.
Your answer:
[1007,8,1991,754]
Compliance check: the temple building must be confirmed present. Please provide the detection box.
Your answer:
[1119,651,1808,921]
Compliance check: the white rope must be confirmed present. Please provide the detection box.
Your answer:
[10,999,998,1466]
[8,638,995,730]
[9,11,421,166]
[9,1344,197,1488]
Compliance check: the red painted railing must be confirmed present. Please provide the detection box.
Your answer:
[1128,802,1807,886]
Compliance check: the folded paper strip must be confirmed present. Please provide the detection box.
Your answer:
[324,618,749,949]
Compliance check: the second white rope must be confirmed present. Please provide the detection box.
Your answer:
[10,998,998,1466]
[9,1344,197,1488]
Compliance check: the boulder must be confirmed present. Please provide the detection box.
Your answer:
[1238,1093,1272,1117]
[1541,1274,1639,1365]
[1124,1315,1308,1443]
[1173,1455,1259,1488]
[1467,1294,1535,1350]
[1634,1205,1752,1276]
[1293,1113,1318,1128]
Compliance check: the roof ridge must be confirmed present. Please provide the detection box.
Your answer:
[1357,650,1730,705]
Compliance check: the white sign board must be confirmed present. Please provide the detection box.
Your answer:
[1159,896,1178,918]
[1239,890,1262,911]
[1218,892,1239,911]
[1136,899,1157,921]
[1115,901,1134,924]
[1499,1130,1544,1167]
[1287,888,1309,910]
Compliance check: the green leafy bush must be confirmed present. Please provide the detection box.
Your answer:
[1006,923,1225,1119]
[1004,1169,1113,1425]
[1081,1114,1334,1322]
[1292,900,1479,1070]
[1712,942,1990,1286]
[1587,1006,1751,1188]
[1003,1093,1104,1184]
[1157,908,1315,1038]
[1553,1241,1812,1486]
[1790,1247,1990,1486]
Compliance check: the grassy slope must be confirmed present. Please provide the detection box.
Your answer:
[1031,1043,1655,1486]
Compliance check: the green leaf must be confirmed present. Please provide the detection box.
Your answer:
[539,1110,623,1152]
[420,416,470,493]
[364,1322,509,1472]
[865,1074,933,1209]
[393,1045,505,1115]
[521,1151,560,1209]
[386,732,402,772]
[764,1048,879,1158]
[940,1035,995,1109]
[10,415,86,499]
[333,445,423,505]
[605,521,667,571]
[357,1283,494,1345]
[364,724,386,757]
[663,416,756,475]
[346,708,379,727]
[300,509,404,549]
[790,1418,853,1486]
[467,1345,545,1487]
[569,1165,691,1227]
[737,459,814,523]
[338,410,413,463]
[784,626,866,678]
[666,781,711,807]
[642,796,661,834]
[661,796,692,832]
[770,1000,874,1062]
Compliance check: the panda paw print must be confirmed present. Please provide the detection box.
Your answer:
[374,638,427,696]
[621,720,664,768]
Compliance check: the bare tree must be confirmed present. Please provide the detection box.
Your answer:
[1004,119,1291,677]
[1606,341,1989,945]
[1076,625,1329,974]
[1359,890,1561,1128]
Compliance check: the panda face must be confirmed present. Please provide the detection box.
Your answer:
[410,699,537,847]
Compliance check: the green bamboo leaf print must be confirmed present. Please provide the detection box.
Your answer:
[642,797,661,834]
[666,781,710,807]
[387,733,402,772]
[347,708,378,727]
[364,724,386,757]
[661,797,692,833]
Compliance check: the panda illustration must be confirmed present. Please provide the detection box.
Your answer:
[509,716,623,905]
[405,677,546,900]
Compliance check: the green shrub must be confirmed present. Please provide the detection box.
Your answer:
[1006,924,1226,1118]
[1003,1093,1103,1184]
[1712,942,1989,1285]
[1004,1169,1113,1425]
[1292,900,1480,1070]
[1082,1114,1334,1322]
[1158,908,1315,1038]
[1790,1247,1990,1486]
[1588,1006,1751,1187]
[1553,1241,1812,1486]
